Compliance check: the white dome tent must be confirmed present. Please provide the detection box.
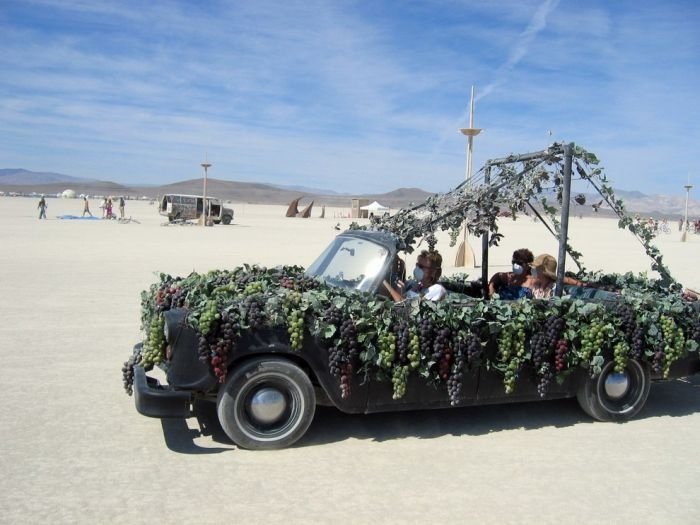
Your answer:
[61,189,76,199]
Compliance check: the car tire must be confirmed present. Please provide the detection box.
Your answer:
[216,357,315,450]
[221,214,232,225]
[576,358,650,422]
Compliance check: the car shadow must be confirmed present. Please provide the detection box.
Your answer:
[160,376,700,452]
[159,400,235,454]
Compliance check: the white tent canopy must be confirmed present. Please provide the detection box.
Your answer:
[360,201,389,212]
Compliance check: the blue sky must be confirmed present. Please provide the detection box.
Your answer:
[1,0,698,195]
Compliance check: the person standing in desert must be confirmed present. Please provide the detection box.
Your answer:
[82,197,93,217]
[37,196,47,219]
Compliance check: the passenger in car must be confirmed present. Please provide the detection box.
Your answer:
[488,248,535,299]
[530,253,590,298]
[383,249,447,302]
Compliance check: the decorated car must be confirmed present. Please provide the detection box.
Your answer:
[123,143,700,450]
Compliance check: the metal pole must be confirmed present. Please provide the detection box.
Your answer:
[201,160,211,227]
[555,143,573,297]
[481,166,491,298]
[682,183,692,242]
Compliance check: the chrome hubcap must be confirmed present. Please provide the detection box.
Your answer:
[248,387,286,424]
[604,372,630,399]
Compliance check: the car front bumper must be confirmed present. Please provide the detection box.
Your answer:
[134,364,193,418]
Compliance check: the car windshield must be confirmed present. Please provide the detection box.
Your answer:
[306,236,389,292]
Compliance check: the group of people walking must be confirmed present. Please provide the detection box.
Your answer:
[36,195,126,219]
[83,196,126,219]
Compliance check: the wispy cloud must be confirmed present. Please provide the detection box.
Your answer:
[475,0,560,103]
[1,0,698,195]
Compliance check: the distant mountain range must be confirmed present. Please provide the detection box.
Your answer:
[0,168,698,216]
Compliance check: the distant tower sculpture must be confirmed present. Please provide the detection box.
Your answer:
[455,86,482,268]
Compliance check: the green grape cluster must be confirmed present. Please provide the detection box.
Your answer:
[392,365,409,399]
[613,340,629,373]
[141,315,165,369]
[408,327,420,369]
[503,359,519,394]
[284,290,302,313]
[580,318,607,362]
[378,331,397,369]
[498,322,526,361]
[287,309,304,351]
[243,281,263,296]
[498,321,525,393]
[199,300,220,335]
[660,315,685,377]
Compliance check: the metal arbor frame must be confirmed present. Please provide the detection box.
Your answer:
[374,141,676,298]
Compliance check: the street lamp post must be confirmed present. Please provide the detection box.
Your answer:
[455,86,482,268]
[201,159,211,227]
[681,181,693,242]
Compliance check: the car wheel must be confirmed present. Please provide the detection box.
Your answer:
[576,358,650,422]
[221,214,232,225]
[216,357,315,450]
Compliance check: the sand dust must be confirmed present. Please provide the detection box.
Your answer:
[1,196,699,524]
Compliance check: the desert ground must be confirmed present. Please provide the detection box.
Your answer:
[1,195,699,524]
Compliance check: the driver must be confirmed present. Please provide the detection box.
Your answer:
[383,249,447,302]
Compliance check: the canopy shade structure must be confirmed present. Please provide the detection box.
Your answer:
[360,201,389,212]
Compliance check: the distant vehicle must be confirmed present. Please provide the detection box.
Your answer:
[158,194,234,225]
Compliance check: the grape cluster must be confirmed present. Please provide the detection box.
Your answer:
[433,328,453,381]
[537,363,554,398]
[198,300,220,336]
[499,322,526,360]
[287,309,304,351]
[210,338,231,382]
[615,304,635,336]
[155,283,186,312]
[392,365,409,399]
[554,338,569,372]
[660,315,685,377]
[613,340,629,373]
[466,332,482,363]
[395,323,410,364]
[531,316,566,370]
[378,331,397,369]
[447,335,468,406]
[629,326,645,359]
[498,322,526,394]
[243,281,263,296]
[615,304,645,359]
[408,327,421,369]
[503,360,519,394]
[121,349,142,395]
[529,332,548,370]
[141,315,166,369]
[198,334,212,362]
[280,275,320,292]
[328,318,359,398]
[419,317,434,359]
[580,318,607,362]
[652,340,665,375]
[195,311,240,382]
[322,305,343,328]
[243,295,266,329]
